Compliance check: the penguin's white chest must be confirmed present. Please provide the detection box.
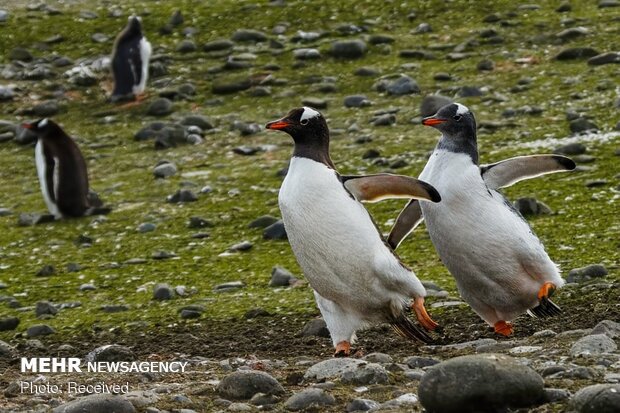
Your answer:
[278,157,401,306]
[35,140,61,218]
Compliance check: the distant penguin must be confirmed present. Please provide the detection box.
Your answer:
[388,103,576,336]
[110,15,151,102]
[23,119,108,219]
[266,107,441,356]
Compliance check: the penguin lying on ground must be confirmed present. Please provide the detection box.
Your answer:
[23,119,110,219]
[110,15,151,103]
[266,107,441,356]
[388,103,575,336]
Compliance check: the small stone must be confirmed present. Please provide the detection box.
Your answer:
[344,95,371,108]
[347,398,380,412]
[513,197,552,215]
[217,371,284,400]
[293,48,321,60]
[229,241,253,252]
[477,59,495,71]
[570,334,617,356]
[386,75,420,95]
[153,161,177,178]
[341,363,389,385]
[0,10,8,23]
[305,358,367,381]
[0,317,19,331]
[555,47,600,61]
[52,394,136,413]
[567,264,608,283]
[167,189,198,203]
[263,220,287,240]
[372,114,396,126]
[543,388,571,403]
[147,98,174,117]
[570,384,620,413]
[586,180,607,187]
[269,267,298,287]
[153,283,175,300]
[301,319,330,337]
[354,67,380,76]
[570,118,598,133]
[35,301,58,317]
[414,22,432,33]
[32,100,60,117]
[188,216,213,229]
[101,305,129,313]
[591,320,620,338]
[169,10,184,26]
[245,308,270,319]
[248,215,279,229]
[405,356,440,368]
[137,223,156,233]
[0,340,17,358]
[86,345,135,362]
[554,142,586,155]
[362,149,380,159]
[181,115,213,130]
[80,283,97,291]
[214,281,245,292]
[329,40,367,59]
[588,52,620,65]
[301,98,327,109]
[36,265,56,277]
[27,324,56,337]
[204,39,234,52]
[232,29,268,42]
[9,47,33,62]
[599,0,620,8]
[363,353,392,364]
[284,388,335,411]
[418,354,545,413]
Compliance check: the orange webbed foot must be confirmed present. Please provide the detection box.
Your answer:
[412,297,439,331]
[334,341,351,357]
[494,320,514,336]
[537,282,556,301]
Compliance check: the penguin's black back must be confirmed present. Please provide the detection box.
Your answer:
[112,18,144,96]
[38,122,90,217]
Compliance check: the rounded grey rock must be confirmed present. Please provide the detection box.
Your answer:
[418,354,545,413]
[269,267,298,287]
[329,40,367,59]
[27,324,56,337]
[263,220,287,240]
[232,29,268,42]
[217,370,284,400]
[570,334,618,356]
[347,398,380,412]
[0,317,19,331]
[570,384,620,413]
[305,358,366,381]
[341,362,388,385]
[86,344,135,362]
[591,320,620,338]
[153,162,177,178]
[35,301,58,317]
[284,388,335,411]
[567,264,608,283]
[52,394,136,413]
[147,98,174,117]
[153,283,175,300]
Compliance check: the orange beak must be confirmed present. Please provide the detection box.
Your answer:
[265,119,292,130]
[422,117,447,126]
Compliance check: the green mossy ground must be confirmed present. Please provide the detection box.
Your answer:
[0,0,618,350]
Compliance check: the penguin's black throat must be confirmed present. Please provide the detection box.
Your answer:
[422,103,479,164]
[266,107,335,168]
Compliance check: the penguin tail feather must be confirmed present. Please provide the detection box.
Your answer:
[86,206,112,216]
[390,314,435,344]
[528,298,562,318]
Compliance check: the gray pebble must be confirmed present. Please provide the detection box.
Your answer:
[284,388,335,411]
[301,319,330,337]
[27,324,56,337]
[153,161,177,178]
[86,344,135,362]
[52,394,136,413]
[569,383,620,413]
[138,222,156,233]
[153,283,175,300]
[570,334,618,356]
[217,370,284,400]
[567,264,608,283]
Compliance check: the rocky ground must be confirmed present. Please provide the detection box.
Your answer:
[0,0,619,412]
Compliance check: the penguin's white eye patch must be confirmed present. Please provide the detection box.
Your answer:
[39,118,48,128]
[300,118,309,125]
[300,106,320,122]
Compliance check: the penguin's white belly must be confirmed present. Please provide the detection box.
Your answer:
[279,157,418,317]
[134,37,151,94]
[419,150,561,315]
[35,140,61,219]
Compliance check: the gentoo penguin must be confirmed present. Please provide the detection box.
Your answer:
[388,103,575,336]
[23,119,107,219]
[266,107,442,356]
[110,15,151,102]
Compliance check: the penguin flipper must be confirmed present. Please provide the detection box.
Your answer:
[387,200,423,250]
[480,155,576,189]
[341,174,441,203]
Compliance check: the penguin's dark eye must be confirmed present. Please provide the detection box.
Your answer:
[300,119,309,126]
[453,115,462,121]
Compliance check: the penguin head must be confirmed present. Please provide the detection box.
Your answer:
[422,103,477,141]
[265,107,329,147]
[125,15,143,36]
[22,118,62,139]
